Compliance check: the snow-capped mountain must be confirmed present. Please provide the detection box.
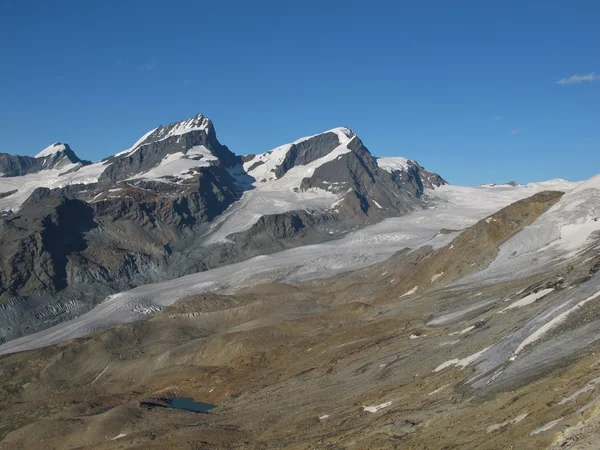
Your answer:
[0,114,445,342]
[0,142,84,178]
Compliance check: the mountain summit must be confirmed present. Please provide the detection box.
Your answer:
[0,142,84,178]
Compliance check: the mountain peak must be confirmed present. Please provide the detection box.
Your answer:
[156,113,212,137]
[34,142,82,167]
[136,114,213,147]
[35,142,69,158]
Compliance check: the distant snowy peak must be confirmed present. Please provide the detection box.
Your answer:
[135,114,213,148]
[35,142,82,163]
[98,114,238,184]
[35,143,84,172]
[0,142,85,181]
[243,127,357,184]
[35,142,68,158]
[112,115,215,159]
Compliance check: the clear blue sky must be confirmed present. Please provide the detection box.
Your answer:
[0,1,598,185]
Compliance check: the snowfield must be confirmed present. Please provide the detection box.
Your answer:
[462,174,600,284]
[127,145,218,182]
[376,156,410,173]
[0,161,108,212]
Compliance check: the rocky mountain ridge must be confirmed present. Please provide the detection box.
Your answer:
[0,114,445,342]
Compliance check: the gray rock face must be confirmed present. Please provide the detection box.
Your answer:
[274,131,345,178]
[0,115,446,343]
[386,160,447,197]
[299,136,435,221]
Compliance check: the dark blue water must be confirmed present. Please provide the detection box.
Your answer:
[163,397,215,413]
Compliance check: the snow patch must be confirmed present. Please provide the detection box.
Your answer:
[401,286,418,297]
[500,288,554,312]
[363,401,392,413]
[487,413,528,433]
[431,272,444,282]
[0,162,107,212]
[377,157,410,174]
[530,418,563,435]
[128,146,217,181]
[514,290,600,355]
[427,384,449,396]
[434,346,492,372]
[459,325,476,335]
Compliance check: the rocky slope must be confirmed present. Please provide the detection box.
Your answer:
[0,115,445,343]
[1,184,600,449]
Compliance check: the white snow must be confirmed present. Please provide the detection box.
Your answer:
[0,161,107,212]
[372,199,383,209]
[128,146,217,182]
[431,272,444,282]
[35,142,67,158]
[500,288,555,312]
[153,115,211,142]
[376,157,410,174]
[431,180,579,213]
[401,286,418,297]
[487,413,528,433]
[434,346,492,372]
[427,384,449,396]
[461,176,597,284]
[89,363,112,385]
[514,290,600,355]
[319,414,330,420]
[409,334,420,340]
[111,433,127,440]
[363,401,392,413]
[244,127,355,183]
[530,418,563,435]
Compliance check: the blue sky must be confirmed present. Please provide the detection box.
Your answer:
[0,1,598,185]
